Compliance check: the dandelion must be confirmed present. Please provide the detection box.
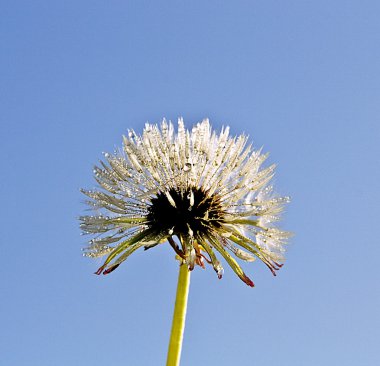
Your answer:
[80,118,291,365]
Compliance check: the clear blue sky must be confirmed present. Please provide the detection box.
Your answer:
[1,1,379,365]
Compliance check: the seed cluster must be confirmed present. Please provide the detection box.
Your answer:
[80,119,291,286]
[147,188,222,237]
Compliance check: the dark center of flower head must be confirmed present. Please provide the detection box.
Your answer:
[147,187,223,237]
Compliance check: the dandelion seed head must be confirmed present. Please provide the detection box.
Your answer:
[80,118,291,286]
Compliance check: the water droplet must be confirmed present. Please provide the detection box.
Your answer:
[183,162,192,172]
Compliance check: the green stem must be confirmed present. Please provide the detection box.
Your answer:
[166,264,191,366]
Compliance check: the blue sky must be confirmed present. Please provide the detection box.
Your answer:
[1,1,379,365]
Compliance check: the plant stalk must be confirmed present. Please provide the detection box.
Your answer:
[166,264,191,366]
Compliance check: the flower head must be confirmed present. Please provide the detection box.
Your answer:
[80,119,291,286]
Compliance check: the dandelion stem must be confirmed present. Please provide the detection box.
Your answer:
[166,263,190,366]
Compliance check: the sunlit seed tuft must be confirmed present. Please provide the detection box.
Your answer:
[79,119,291,285]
